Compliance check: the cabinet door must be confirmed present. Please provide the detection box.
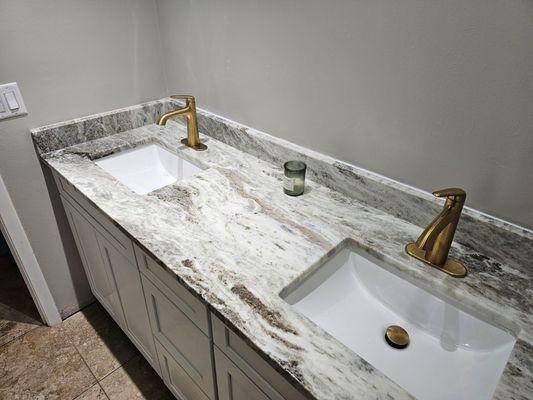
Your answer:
[215,348,273,400]
[134,244,209,334]
[212,316,306,400]
[97,234,158,370]
[142,275,214,399]
[62,197,120,321]
[155,340,210,400]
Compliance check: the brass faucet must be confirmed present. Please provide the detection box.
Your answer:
[157,95,207,151]
[405,188,468,277]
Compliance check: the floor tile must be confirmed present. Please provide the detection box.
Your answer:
[0,303,40,348]
[74,384,110,400]
[100,355,172,400]
[0,255,41,320]
[0,325,96,399]
[62,302,138,380]
[0,255,41,347]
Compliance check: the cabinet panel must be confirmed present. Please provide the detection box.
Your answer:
[61,195,121,322]
[134,244,209,334]
[55,172,134,260]
[212,315,306,400]
[155,340,210,400]
[215,347,272,400]
[97,234,158,371]
[142,275,214,399]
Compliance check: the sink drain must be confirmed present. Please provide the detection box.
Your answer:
[385,325,409,349]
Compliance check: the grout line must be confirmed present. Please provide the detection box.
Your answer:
[68,334,136,384]
[0,314,98,400]
[64,302,140,386]
[119,349,139,367]
[77,347,99,382]
[96,382,111,400]
[0,323,40,350]
[71,338,100,393]
[60,309,103,398]
[62,300,98,322]
[98,352,142,384]
[73,382,110,400]
[96,353,137,384]
[68,333,112,400]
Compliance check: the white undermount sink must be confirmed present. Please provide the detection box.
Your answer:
[282,245,515,400]
[95,144,202,195]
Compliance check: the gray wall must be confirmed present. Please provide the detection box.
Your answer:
[156,0,533,229]
[0,0,167,317]
[0,0,532,318]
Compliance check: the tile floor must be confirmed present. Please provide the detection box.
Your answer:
[0,253,173,400]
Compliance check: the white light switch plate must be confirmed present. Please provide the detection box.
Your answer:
[0,82,28,121]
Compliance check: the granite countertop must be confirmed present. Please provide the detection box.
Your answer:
[32,100,533,400]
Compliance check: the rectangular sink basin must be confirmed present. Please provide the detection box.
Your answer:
[282,245,515,400]
[95,144,202,195]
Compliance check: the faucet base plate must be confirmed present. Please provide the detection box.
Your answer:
[181,138,208,151]
[405,243,467,278]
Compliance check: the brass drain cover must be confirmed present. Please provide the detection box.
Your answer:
[385,325,409,349]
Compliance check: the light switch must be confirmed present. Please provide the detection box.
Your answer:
[4,91,19,110]
[0,82,27,121]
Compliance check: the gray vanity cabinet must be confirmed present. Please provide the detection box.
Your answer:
[59,188,158,373]
[61,196,122,323]
[212,315,307,400]
[136,246,215,400]
[55,170,305,400]
[155,340,211,400]
[96,234,158,372]
[215,348,272,400]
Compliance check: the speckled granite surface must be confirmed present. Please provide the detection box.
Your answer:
[32,99,176,154]
[32,99,532,400]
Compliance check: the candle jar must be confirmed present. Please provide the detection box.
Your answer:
[283,161,306,196]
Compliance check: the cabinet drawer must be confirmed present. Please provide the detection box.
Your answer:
[142,275,215,399]
[155,340,210,400]
[212,315,306,400]
[134,244,209,334]
[54,171,134,260]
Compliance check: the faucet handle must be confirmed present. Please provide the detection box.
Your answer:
[170,95,196,106]
[432,188,466,206]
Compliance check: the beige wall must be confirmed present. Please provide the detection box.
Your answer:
[0,0,167,316]
[156,0,533,229]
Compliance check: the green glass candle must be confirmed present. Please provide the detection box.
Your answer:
[283,161,306,196]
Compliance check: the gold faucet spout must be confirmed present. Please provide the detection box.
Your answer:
[157,105,192,126]
[157,95,207,151]
[415,204,455,252]
[406,188,468,277]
